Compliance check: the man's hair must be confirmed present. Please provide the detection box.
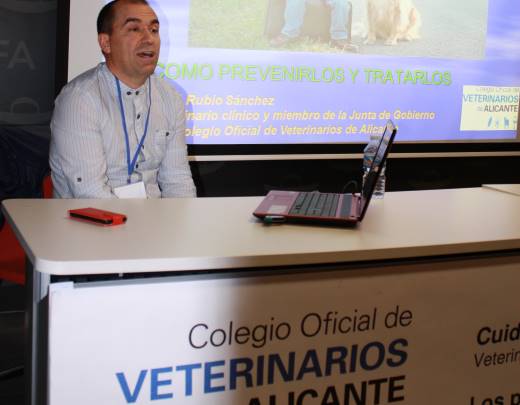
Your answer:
[97,0,150,34]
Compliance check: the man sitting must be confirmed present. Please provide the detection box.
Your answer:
[50,0,196,198]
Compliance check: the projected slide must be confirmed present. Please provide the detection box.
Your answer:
[89,0,520,144]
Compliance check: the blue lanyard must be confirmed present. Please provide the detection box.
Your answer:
[115,76,152,183]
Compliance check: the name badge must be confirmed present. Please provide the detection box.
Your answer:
[114,181,147,199]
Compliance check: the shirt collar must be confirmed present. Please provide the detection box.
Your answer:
[101,62,149,97]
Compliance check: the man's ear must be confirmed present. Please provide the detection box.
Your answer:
[98,33,111,55]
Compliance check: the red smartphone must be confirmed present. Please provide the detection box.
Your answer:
[68,207,127,226]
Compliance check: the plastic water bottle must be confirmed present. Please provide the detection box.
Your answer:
[362,135,386,199]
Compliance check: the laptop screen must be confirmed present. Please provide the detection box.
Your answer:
[359,120,397,219]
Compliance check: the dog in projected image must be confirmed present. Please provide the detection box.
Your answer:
[364,0,422,46]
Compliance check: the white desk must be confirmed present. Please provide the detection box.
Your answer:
[6,187,520,275]
[3,188,520,405]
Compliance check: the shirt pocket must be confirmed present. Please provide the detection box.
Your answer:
[148,129,173,161]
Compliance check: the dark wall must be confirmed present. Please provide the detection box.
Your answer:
[0,1,56,210]
[191,155,520,197]
[0,1,56,126]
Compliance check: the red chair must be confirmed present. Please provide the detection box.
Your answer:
[0,223,26,285]
[42,173,53,199]
[0,174,52,285]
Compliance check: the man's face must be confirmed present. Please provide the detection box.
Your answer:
[99,2,160,87]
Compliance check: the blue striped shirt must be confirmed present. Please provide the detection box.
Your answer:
[50,63,196,198]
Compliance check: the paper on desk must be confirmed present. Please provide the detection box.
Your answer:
[482,184,520,196]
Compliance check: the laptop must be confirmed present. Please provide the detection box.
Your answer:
[253,120,397,226]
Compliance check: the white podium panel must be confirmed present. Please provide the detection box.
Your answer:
[48,255,520,405]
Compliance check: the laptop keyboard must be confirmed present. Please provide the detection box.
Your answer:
[289,192,352,218]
